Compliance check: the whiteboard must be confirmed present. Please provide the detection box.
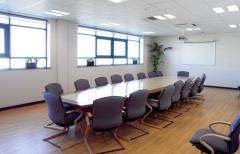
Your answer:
[182,41,216,65]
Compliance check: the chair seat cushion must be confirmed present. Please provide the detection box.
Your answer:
[64,112,84,126]
[63,102,76,111]
[190,128,228,153]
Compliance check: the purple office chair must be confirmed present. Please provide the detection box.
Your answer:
[74,79,90,91]
[43,92,84,149]
[95,77,108,87]
[124,73,134,82]
[190,113,240,154]
[84,96,125,153]
[111,74,123,84]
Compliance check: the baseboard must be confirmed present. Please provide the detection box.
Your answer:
[0,100,44,111]
[204,85,238,90]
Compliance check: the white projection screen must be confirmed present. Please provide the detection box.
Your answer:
[182,41,216,65]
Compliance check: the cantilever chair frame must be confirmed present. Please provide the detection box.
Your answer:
[43,109,84,150]
[84,112,125,154]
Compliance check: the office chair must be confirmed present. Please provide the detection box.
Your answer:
[137,72,146,80]
[84,96,125,153]
[45,83,76,111]
[190,112,240,154]
[95,77,108,87]
[111,74,123,84]
[156,71,163,77]
[43,92,84,150]
[119,90,149,142]
[147,85,175,128]
[74,79,90,91]
[124,73,134,82]
[148,72,157,78]
[177,71,190,77]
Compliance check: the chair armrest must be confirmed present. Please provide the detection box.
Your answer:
[148,99,158,103]
[199,134,231,154]
[66,110,81,114]
[209,121,231,135]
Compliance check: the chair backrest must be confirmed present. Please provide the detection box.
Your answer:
[92,96,125,131]
[111,74,123,84]
[198,73,206,93]
[95,77,108,87]
[190,77,201,96]
[125,90,149,120]
[177,71,190,77]
[45,83,64,95]
[158,85,175,110]
[124,73,134,82]
[156,71,163,77]
[137,72,146,80]
[172,80,185,103]
[228,113,240,153]
[74,79,90,91]
[181,79,192,99]
[43,92,65,125]
[148,72,157,78]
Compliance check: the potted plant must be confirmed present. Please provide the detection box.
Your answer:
[87,58,94,66]
[132,58,138,64]
[149,42,172,72]
[26,57,38,69]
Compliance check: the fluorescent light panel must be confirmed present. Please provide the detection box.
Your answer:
[109,0,127,3]
[186,28,193,31]
[229,24,237,28]
[45,11,63,17]
[227,5,239,12]
[154,15,166,20]
[164,14,176,19]
[213,7,225,13]
[51,10,70,15]
[142,31,155,34]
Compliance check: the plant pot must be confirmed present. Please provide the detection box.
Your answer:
[87,61,94,66]
[26,62,37,69]
[133,60,138,64]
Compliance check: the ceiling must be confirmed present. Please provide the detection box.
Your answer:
[1,0,240,36]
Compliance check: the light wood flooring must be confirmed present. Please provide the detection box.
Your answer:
[1,87,240,154]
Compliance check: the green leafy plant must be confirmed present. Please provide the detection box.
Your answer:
[149,42,172,72]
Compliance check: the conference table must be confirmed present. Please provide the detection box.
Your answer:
[61,76,190,108]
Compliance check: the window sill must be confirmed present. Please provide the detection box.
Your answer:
[77,63,143,68]
[0,67,52,71]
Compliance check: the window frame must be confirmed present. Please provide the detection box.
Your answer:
[0,12,48,70]
[0,23,10,58]
[77,26,142,67]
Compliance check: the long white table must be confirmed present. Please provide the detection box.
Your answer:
[61,76,189,108]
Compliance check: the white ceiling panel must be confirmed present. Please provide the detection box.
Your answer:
[0,0,240,36]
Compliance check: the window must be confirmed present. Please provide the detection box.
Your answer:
[77,26,143,66]
[0,13,48,70]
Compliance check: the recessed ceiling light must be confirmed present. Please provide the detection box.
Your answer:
[108,0,127,3]
[101,23,113,27]
[194,28,201,30]
[186,28,193,31]
[164,14,176,19]
[45,11,63,17]
[142,31,155,34]
[227,5,239,12]
[213,7,225,13]
[51,10,70,15]
[108,22,120,26]
[229,24,237,28]
[153,15,166,20]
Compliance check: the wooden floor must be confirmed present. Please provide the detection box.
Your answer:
[1,87,240,154]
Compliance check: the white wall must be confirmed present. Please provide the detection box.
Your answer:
[154,32,240,88]
[0,20,151,108]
